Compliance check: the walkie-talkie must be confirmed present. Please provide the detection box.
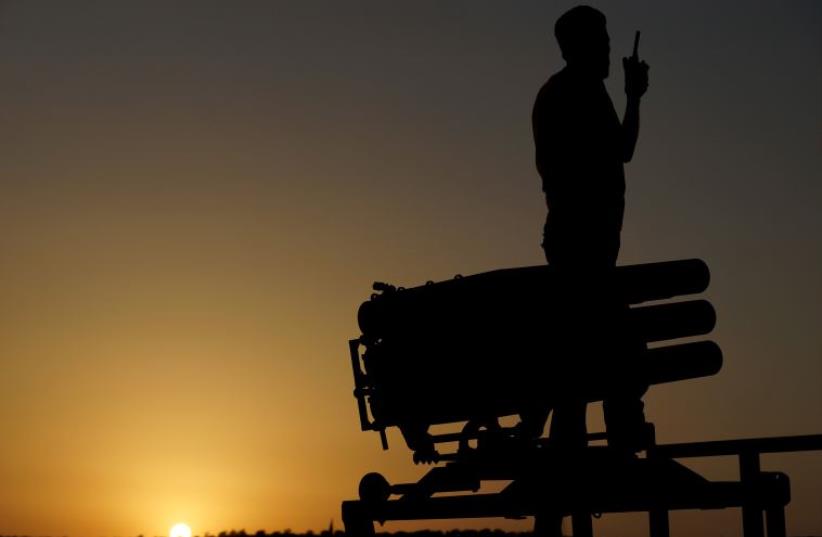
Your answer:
[632,30,641,60]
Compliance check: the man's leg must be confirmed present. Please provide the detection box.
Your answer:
[603,304,652,453]
[518,407,549,440]
[604,395,652,452]
[549,399,588,449]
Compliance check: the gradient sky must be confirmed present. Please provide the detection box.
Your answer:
[0,2,820,537]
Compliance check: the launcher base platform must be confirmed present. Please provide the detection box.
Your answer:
[342,433,822,537]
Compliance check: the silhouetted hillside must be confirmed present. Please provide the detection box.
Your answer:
[198,531,533,537]
[0,529,822,537]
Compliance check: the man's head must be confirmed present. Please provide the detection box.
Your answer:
[555,6,610,79]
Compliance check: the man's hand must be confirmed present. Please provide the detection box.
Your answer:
[623,56,649,101]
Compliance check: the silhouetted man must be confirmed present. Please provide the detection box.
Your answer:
[534,5,647,267]
[526,6,650,454]
[526,7,651,536]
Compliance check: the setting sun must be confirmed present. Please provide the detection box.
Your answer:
[170,523,192,537]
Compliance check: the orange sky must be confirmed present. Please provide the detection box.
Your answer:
[0,2,820,537]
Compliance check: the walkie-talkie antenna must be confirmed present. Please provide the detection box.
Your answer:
[632,30,641,60]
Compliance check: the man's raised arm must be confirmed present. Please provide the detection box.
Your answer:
[621,32,649,163]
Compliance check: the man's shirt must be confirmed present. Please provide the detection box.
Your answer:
[532,66,625,266]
